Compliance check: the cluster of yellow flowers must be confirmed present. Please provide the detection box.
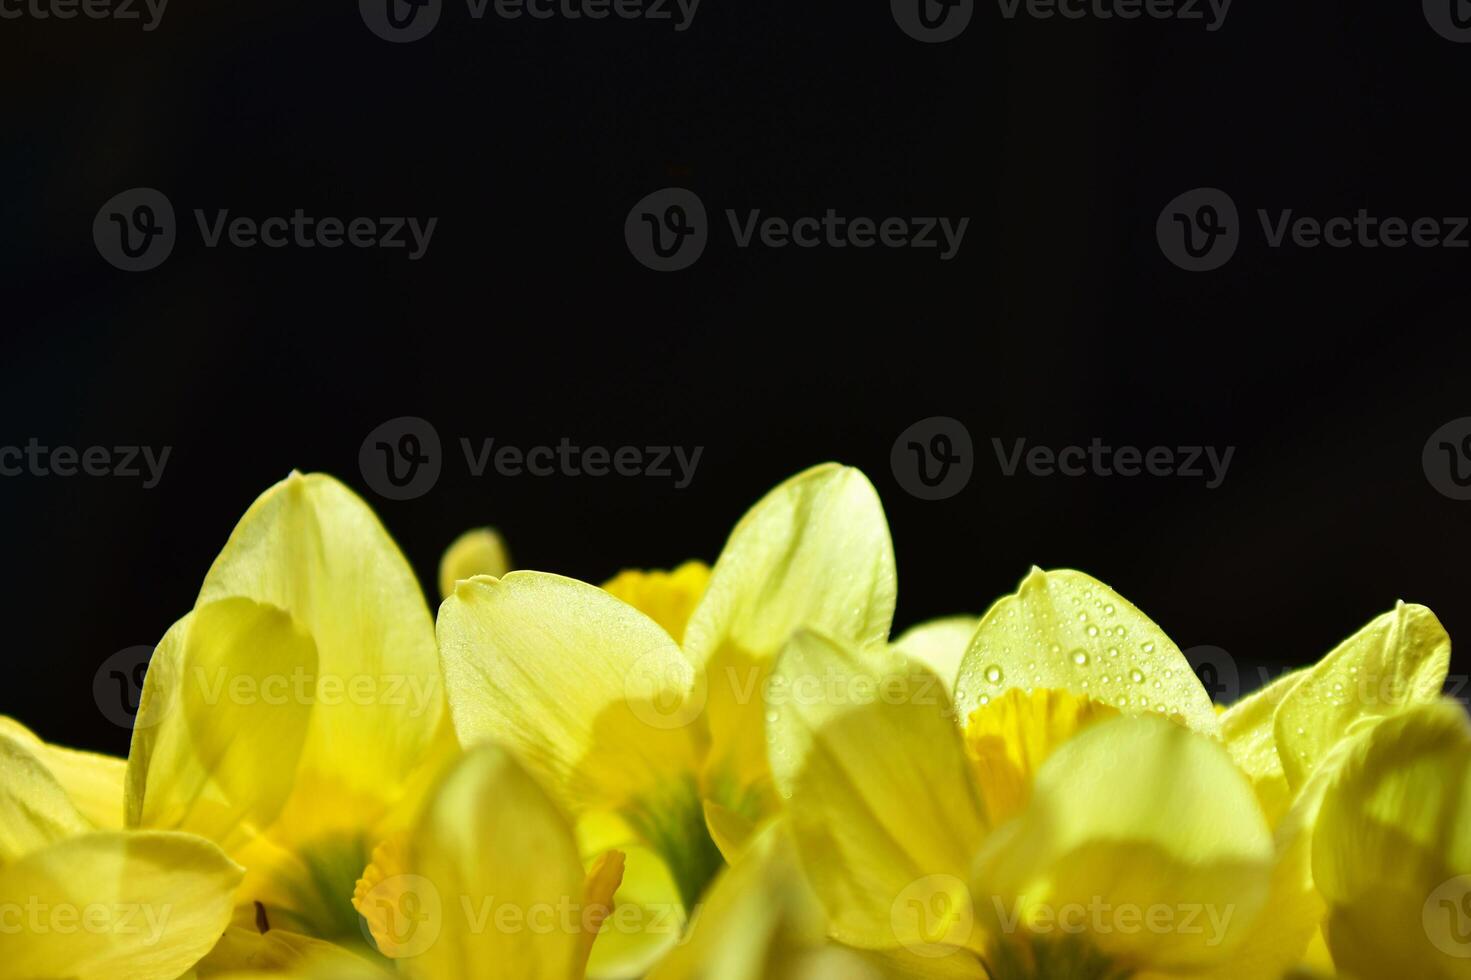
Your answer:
[1,465,1466,979]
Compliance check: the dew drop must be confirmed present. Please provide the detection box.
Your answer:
[1130,669,1145,684]
[1142,642,1156,654]
[1072,650,1089,666]
[1086,625,1100,637]
[984,665,1004,685]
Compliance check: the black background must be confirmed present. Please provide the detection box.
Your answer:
[3,0,1469,755]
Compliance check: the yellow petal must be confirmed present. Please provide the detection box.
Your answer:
[703,799,756,863]
[437,572,702,814]
[575,811,686,979]
[194,924,382,976]
[125,599,318,855]
[683,464,897,671]
[954,568,1218,736]
[0,717,126,831]
[776,630,988,952]
[1274,601,1451,791]
[684,465,897,827]
[961,687,1119,826]
[438,527,511,600]
[973,715,1273,973]
[602,561,711,646]
[1219,668,1308,827]
[647,821,829,980]
[399,744,589,980]
[0,729,92,862]
[1312,700,1471,979]
[892,616,979,695]
[0,830,243,980]
[195,472,445,809]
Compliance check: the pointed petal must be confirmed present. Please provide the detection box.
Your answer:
[954,568,1217,735]
[195,473,444,806]
[1274,602,1451,791]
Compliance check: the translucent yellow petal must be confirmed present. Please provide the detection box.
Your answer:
[436,571,702,814]
[703,799,756,863]
[575,811,685,979]
[683,464,897,672]
[684,465,897,828]
[0,730,91,862]
[961,687,1119,826]
[1312,701,1471,979]
[0,830,243,980]
[125,599,317,855]
[954,568,1218,736]
[437,527,511,600]
[892,616,979,695]
[602,561,712,646]
[776,630,988,952]
[1275,601,1451,791]
[194,924,382,976]
[647,821,829,980]
[195,472,444,807]
[399,744,589,980]
[1219,668,1308,827]
[0,717,126,831]
[972,715,1273,972]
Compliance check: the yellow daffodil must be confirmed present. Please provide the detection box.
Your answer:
[768,568,1303,979]
[434,464,897,973]
[0,718,241,979]
[124,472,462,970]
